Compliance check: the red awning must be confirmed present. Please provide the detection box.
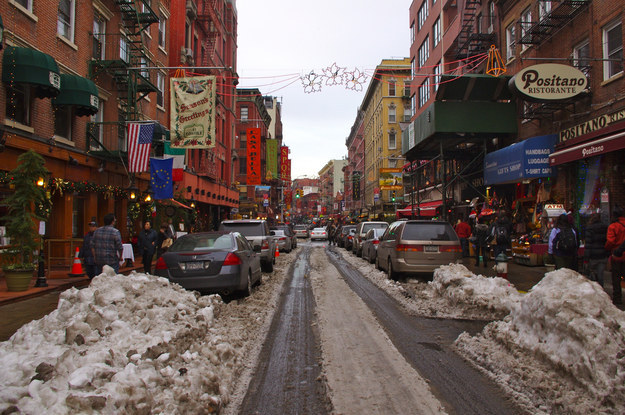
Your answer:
[549,130,625,166]
[158,198,193,210]
[396,200,442,218]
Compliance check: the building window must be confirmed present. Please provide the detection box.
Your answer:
[433,61,441,92]
[388,80,396,96]
[418,0,429,31]
[418,78,430,108]
[410,21,415,45]
[388,105,396,123]
[158,15,167,49]
[477,13,483,33]
[506,23,516,61]
[93,12,106,59]
[14,0,32,11]
[241,107,249,121]
[411,95,416,116]
[58,0,75,42]
[157,71,165,107]
[539,1,552,20]
[418,36,430,67]
[54,105,73,140]
[239,158,247,174]
[90,101,104,151]
[6,84,31,126]
[411,57,416,79]
[388,130,396,150]
[433,17,441,47]
[488,1,495,33]
[603,20,623,80]
[120,36,130,63]
[574,40,591,77]
[520,8,532,51]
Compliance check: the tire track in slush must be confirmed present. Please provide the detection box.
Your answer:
[239,246,331,415]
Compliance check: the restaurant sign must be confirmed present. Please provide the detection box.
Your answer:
[559,108,625,143]
[509,64,587,101]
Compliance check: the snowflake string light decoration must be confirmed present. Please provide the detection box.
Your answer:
[322,63,347,86]
[344,68,368,92]
[301,70,323,94]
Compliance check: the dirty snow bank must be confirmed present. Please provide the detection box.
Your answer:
[455,268,625,414]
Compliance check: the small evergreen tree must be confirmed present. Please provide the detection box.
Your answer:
[2,150,49,270]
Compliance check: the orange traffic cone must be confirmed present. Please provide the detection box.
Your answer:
[68,246,85,277]
[275,245,279,258]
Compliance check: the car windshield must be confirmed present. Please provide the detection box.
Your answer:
[402,223,457,241]
[294,225,307,230]
[220,222,264,237]
[169,234,234,252]
[274,230,286,236]
[341,226,356,235]
[313,228,325,232]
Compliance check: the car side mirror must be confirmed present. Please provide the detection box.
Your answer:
[253,245,262,253]
[270,231,276,236]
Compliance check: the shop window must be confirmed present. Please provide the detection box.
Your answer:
[57,0,75,42]
[603,20,623,80]
[5,84,31,126]
[54,105,73,140]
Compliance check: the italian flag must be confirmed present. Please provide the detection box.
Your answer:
[164,142,186,182]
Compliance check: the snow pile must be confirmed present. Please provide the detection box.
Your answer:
[430,264,522,316]
[0,267,236,414]
[456,268,625,414]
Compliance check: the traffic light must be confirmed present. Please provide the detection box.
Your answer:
[391,191,396,202]
[295,189,300,198]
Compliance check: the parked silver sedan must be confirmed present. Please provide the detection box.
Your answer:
[361,228,386,264]
[293,224,309,238]
[155,231,262,297]
[273,229,293,252]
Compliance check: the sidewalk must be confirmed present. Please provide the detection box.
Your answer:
[0,259,146,307]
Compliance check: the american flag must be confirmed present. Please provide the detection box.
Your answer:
[127,122,154,173]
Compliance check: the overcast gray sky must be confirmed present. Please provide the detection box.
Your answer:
[236,0,410,179]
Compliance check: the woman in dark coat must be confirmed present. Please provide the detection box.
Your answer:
[138,220,158,274]
[473,217,491,267]
[584,213,609,286]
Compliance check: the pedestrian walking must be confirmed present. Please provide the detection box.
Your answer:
[80,220,98,279]
[454,217,472,258]
[583,213,609,287]
[90,213,123,275]
[474,217,490,267]
[157,223,171,258]
[548,213,579,270]
[138,220,158,274]
[489,213,512,259]
[605,207,625,305]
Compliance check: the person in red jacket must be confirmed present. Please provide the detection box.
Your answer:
[454,217,472,258]
[605,206,625,305]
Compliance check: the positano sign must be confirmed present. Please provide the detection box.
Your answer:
[510,64,587,101]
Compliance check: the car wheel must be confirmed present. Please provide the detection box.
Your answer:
[369,252,376,264]
[388,258,398,280]
[375,255,382,271]
[262,259,274,273]
[242,271,252,297]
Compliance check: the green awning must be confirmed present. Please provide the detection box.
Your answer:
[2,46,60,98]
[435,74,513,101]
[53,74,99,116]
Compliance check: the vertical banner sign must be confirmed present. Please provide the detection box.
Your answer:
[247,128,261,185]
[170,75,216,148]
[280,146,289,181]
[266,139,278,180]
[287,159,291,182]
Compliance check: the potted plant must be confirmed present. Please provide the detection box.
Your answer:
[1,150,49,291]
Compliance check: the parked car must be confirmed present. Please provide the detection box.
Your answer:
[293,224,309,239]
[343,228,358,251]
[310,227,328,241]
[338,225,357,248]
[273,229,293,252]
[272,224,297,249]
[361,228,386,264]
[352,221,389,257]
[376,220,462,280]
[154,231,262,297]
[219,219,276,272]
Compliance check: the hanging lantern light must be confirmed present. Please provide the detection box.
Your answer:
[486,45,506,77]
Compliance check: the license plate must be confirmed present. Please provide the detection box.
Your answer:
[185,261,206,270]
[424,245,439,253]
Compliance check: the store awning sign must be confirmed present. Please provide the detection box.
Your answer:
[549,130,625,166]
[509,64,587,101]
[484,134,557,185]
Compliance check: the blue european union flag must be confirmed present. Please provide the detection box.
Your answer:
[150,157,173,200]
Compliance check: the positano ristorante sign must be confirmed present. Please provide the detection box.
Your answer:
[510,64,587,101]
[559,108,625,143]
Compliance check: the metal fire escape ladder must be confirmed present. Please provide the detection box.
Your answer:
[456,0,495,59]
[518,0,591,46]
[196,0,220,69]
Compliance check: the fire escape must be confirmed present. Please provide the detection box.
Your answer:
[87,0,160,157]
[517,0,592,121]
[455,0,496,59]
